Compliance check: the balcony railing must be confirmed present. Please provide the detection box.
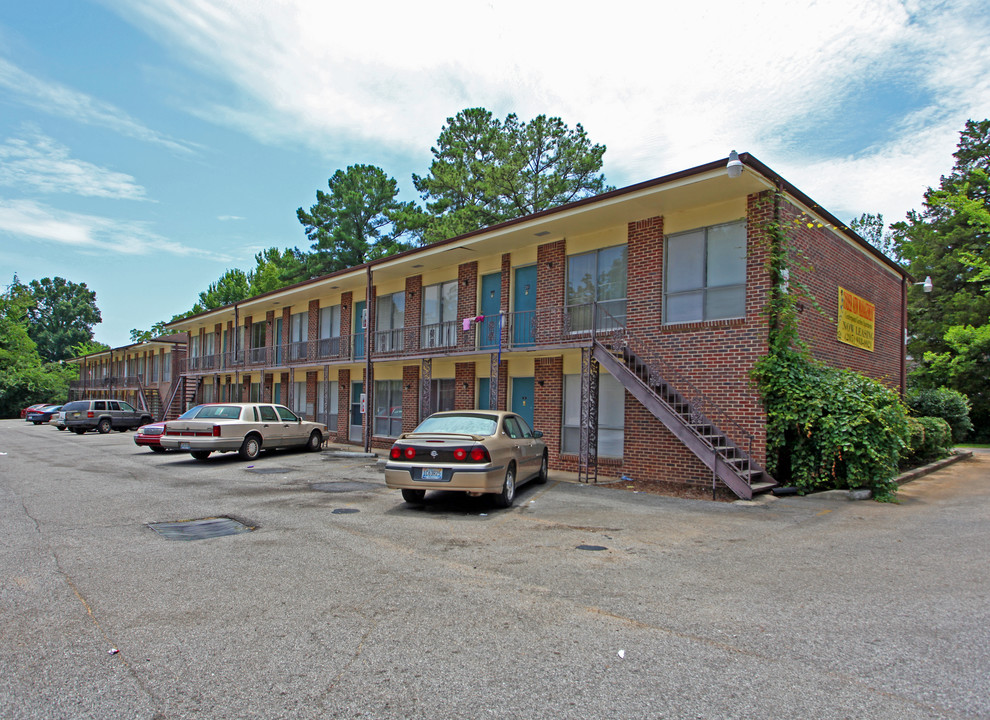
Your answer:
[175,304,622,374]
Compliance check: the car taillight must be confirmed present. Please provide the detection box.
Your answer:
[404,447,416,459]
[453,448,467,461]
[390,446,401,459]
[213,425,221,437]
[87,411,94,418]
[470,447,489,462]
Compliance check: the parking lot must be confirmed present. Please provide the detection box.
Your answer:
[1,419,988,719]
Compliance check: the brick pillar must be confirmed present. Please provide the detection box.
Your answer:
[402,365,420,432]
[405,276,422,352]
[627,216,664,333]
[534,357,563,466]
[536,240,565,343]
[263,373,273,403]
[454,362,475,410]
[457,262,478,349]
[337,368,351,440]
[306,370,318,420]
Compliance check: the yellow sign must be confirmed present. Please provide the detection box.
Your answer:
[837,287,875,351]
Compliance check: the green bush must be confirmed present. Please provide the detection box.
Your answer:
[901,417,925,466]
[907,388,973,442]
[754,348,910,502]
[912,416,953,462]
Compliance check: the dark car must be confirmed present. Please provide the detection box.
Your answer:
[62,399,152,434]
[25,404,62,424]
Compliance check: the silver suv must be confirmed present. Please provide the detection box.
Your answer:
[62,399,153,434]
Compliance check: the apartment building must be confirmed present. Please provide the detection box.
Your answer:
[148,154,905,499]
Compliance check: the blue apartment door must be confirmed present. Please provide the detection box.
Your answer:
[480,272,501,350]
[478,377,491,410]
[513,266,537,346]
[354,300,366,359]
[511,377,534,430]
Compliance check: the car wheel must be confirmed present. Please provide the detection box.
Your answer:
[493,464,516,508]
[238,435,261,460]
[306,430,323,452]
[536,450,549,484]
[32,421,42,425]
[150,446,166,453]
[401,489,426,504]
[97,419,111,434]
[190,450,212,460]
[57,426,66,431]
[73,428,86,435]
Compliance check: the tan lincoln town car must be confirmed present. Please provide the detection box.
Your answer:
[160,403,328,461]
[384,410,548,508]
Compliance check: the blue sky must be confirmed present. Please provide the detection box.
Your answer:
[1,0,988,346]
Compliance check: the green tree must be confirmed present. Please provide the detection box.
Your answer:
[296,164,415,280]
[850,212,898,260]
[23,277,102,362]
[195,268,252,311]
[408,108,611,244]
[893,119,990,356]
[249,247,302,295]
[130,321,169,343]
[70,339,111,357]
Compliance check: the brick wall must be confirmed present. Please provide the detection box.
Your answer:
[455,362,475,409]
[306,371,318,420]
[336,368,350,440]
[457,262,478,350]
[536,240,566,343]
[534,357,563,466]
[404,276,422,352]
[402,365,420,432]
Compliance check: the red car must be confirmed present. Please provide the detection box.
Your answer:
[134,422,167,452]
[20,403,48,419]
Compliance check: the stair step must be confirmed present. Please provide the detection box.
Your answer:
[750,481,777,494]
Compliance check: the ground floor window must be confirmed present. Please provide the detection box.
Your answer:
[249,382,261,403]
[291,380,308,417]
[318,380,339,429]
[203,383,215,404]
[431,378,456,413]
[374,380,403,437]
[561,373,624,457]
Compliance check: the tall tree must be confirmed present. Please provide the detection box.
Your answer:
[893,119,990,357]
[850,212,899,260]
[195,268,252,311]
[296,164,415,279]
[408,108,611,244]
[23,277,102,362]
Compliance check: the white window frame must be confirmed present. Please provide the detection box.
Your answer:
[663,220,747,324]
[561,373,624,458]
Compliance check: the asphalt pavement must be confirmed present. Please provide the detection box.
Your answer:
[1,420,988,719]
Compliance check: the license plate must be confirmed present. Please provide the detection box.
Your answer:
[420,467,443,481]
[180,442,191,450]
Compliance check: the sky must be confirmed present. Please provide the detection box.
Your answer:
[1,0,988,347]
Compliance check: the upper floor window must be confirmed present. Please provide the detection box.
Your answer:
[422,280,458,348]
[567,245,627,331]
[375,292,405,353]
[664,220,746,324]
[318,305,342,358]
[289,311,308,360]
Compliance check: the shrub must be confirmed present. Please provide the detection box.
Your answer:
[754,348,910,502]
[913,416,954,462]
[907,388,973,442]
[901,417,925,466]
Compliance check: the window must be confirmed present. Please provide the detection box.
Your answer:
[374,380,403,437]
[318,380,339,428]
[276,406,298,422]
[422,280,458,348]
[292,380,308,417]
[249,382,261,402]
[318,305,342,358]
[289,311,308,360]
[431,378,456,413]
[561,373,624,457]
[163,353,171,382]
[375,292,405,353]
[567,245,628,331]
[259,405,278,422]
[664,220,746,323]
[249,322,268,363]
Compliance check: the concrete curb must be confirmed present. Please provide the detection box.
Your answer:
[896,449,973,485]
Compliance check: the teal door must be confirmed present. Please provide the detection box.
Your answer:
[354,301,366,359]
[513,266,537,346]
[511,377,534,429]
[480,272,501,349]
[478,377,491,410]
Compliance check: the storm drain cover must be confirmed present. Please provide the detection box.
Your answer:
[148,517,253,541]
[576,544,608,552]
[312,481,377,493]
[332,508,360,514]
[246,467,296,475]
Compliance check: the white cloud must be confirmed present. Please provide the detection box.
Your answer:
[0,128,149,200]
[0,57,199,155]
[0,198,230,260]
[217,214,245,221]
[105,0,990,224]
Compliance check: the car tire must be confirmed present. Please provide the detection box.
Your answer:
[32,421,41,425]
[73,428,86,435]
[57,426,65,431]
[97,419,111,434]
[190,450,211,460]
[536,450,549,484]
[401,489,426,504]
[150,446,166,453]
[493,464,516,508]
[238,435,261,461]
[306,431,323,452]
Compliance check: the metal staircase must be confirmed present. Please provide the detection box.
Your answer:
[581,312,776,500]
[161,375,201,421]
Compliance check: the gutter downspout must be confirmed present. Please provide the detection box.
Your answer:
[900,276,907,396]
[233,302,240,402]
[364,266,373,454]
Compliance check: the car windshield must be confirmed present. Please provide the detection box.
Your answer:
[184,405,243,420]
[177,405,204,420]
[62,401,86,411]
[413,413,498,436]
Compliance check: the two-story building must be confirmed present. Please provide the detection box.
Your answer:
[151,153,907,499]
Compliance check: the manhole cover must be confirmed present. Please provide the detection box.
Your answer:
[312,481,377,493]
[332,508,360,514]
[576,544,608,551]
[148,517,253,541]
[246,467,296,475]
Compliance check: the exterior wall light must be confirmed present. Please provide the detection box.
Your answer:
[915,276,933,293]
[726,150,743,178]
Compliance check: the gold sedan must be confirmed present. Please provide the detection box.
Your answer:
[384,410,548,508]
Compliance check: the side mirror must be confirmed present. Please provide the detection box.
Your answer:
[532,430,544,438]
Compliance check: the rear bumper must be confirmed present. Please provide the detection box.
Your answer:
[384,463,506,493]
[160,437,242,452]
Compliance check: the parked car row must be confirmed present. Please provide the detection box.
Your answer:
[22,399,549,509]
